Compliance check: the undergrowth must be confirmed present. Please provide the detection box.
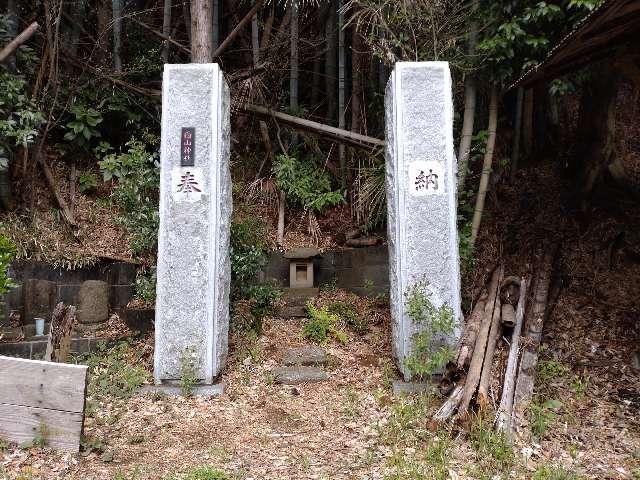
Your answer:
[302,301,347,344]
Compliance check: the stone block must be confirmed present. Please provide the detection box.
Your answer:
[385,62,462,381]
[56,284,80,306]
[76,280,110,325]
[110,284,134,308]
[273,366,328,384]
[22,279,57,324]
[282,347,328,366]
[154,64,231,384]
[109,262,137,285]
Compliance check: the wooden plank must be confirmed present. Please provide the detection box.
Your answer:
[0,402,83,452]
[0,356,87,413]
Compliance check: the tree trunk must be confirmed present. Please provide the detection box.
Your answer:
[574,63,619,198]
[277,191,285,246]
[95,0,111,63]
[456,0,479,190]
[522,88,534,156]
[183,0,192,43]
[112,0,123,72]
[289,0,299,146]
[260,4,274,51]
[510,87,524,179]
[161,0,172,63]
[212,0,220,50]
[68,0,84,58]
[6,0,18,70]
[190,0,213,63]
[350,19,366,134]
[325,1,337,123]
[470,86,498,248]
[338,0,346,182]
[251,6,259,68]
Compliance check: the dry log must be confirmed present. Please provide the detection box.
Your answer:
[456,290,488,369]
[44,303,76,363]
[458,265,503,414]
[241,104,384,150]
[513,247,557,415]
[495,277,528,435]
[433,384,464,422]
[477,287,502,409]
[0,22,39,64]
[501,303,516,328]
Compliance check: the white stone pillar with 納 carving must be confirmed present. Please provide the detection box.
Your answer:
[385,62,462,381]
[154,64,232,385]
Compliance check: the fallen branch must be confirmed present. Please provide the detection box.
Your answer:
[496,277,528,436]
[456,289,488,369]
[130,17,190,54]
[0,22,39,64]
[36,149,77,227]
[241,104,384,150]
[433,384,464,422]
[477,283,503,409]
[213,1,264,59]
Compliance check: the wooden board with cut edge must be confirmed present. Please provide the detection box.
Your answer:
[0,356,87,451]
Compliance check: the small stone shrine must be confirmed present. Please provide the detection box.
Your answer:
[154,64,232,385]
[284,247,320,289]
[384,62,462,381]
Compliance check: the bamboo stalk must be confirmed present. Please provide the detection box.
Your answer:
[495,277,527,435]
[0,22,39,64]
[456,289,488,369]
[477,289,502,409]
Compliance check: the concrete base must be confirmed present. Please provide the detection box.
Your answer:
[139,382,224,397]
[392,380,436,396]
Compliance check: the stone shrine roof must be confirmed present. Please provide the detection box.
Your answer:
[283,248,321,259]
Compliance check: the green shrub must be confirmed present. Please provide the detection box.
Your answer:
[77,341,149,400]
[78,172,98,194]
[182,466,229,480]
[230,217,268,293]
[328,301,367,334]
[303,302,347,344]
[273,154,344,213]
[403,280,456,380]
[533,465,583,480]
[0,233,16,296]
[133,268,156,304]
[98,137,160,256]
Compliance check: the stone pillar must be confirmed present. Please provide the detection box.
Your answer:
[154,64,232,385]
[385,62,462,381]
[76,280,110,328]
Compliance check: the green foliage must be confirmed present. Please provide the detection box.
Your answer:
[77,341,149,400]
[403,281,455,380]
[99,137,160,256]
[179,346,199,396]
[78,172,98,194]
[302,302,347,344]
[175,466,229,480]
[0,233,16,295]
[230,217,268,291]
[530,398,563,438]
[134,268,156,305]
[273,154,345,213]
[533,465,583,480]
[537,359,567,384]
[328,301,368,334]
[63,104,103,149]
[0,70,43,160]
[469,415,514,473]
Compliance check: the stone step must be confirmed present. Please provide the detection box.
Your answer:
[272,366,328,385]
[278,305,307,318]
[281,287,319,305]
[282,346,328,366]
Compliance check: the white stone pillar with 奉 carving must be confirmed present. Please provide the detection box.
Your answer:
[385,62,462,381]
[154,64,232,385]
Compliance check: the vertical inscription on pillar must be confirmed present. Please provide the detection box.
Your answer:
[181,127,195,166]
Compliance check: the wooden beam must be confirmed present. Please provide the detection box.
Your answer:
[0,22,39,64]
[0,356,87,413]
[0,403,84,451]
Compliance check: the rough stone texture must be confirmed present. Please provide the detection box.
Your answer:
[282,346,328,366]
[385,62,462,381]
[154,64,231,384]
[283,248,321,259]
[76,280,110,325]
[139,383,224,397]
[22,279,56,324]
[273,366,328,384]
